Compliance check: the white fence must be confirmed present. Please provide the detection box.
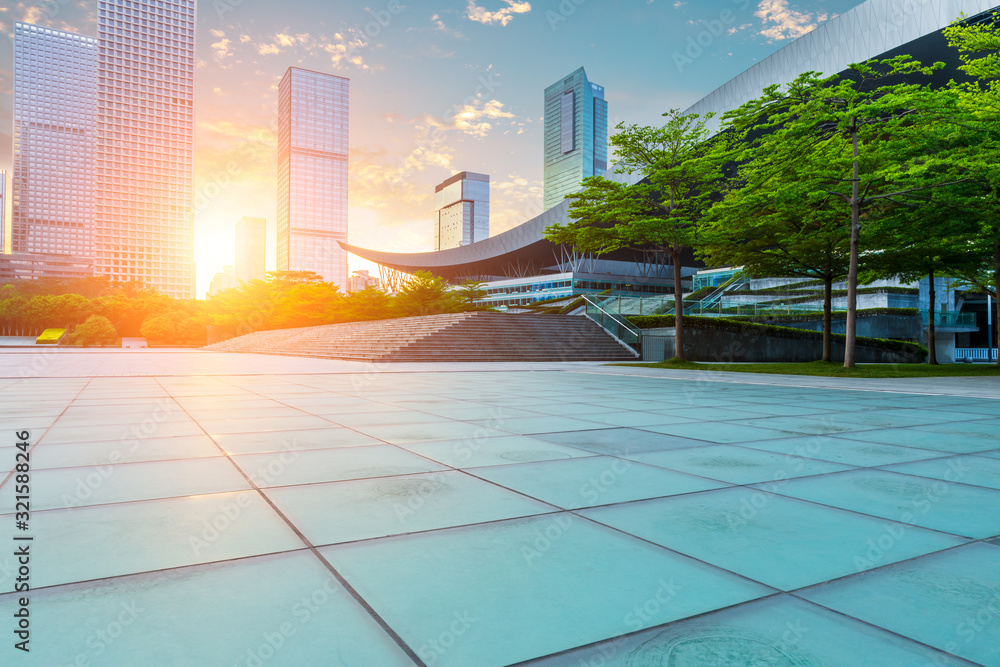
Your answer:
[955,348,999,362]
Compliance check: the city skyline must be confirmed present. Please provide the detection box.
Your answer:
[0,0,865,297]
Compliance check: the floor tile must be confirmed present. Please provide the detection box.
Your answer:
[0,491,304,592]
[232,445,447,487]
[881,455,1000,491]
[471,456,728,509]
[475,415,609,435]
[529,594,967,666]
[0,457,250,510]
[801,543,1000,667]
[210,427,381,455]
[400,435,595,468]
[321,515,772,667]
[626,444,853,485]
[739,435,949,467]
[637,422,800,444]
[264,471,553,545]
[196,414,335,435]
[760,469,1000,539]
[534,428,711,456]
[351,422,510,444]
[582,487,964,591]
[0,552,414,665]
[838,428,1000,454]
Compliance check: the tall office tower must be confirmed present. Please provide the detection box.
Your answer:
[543,67,608,211]
[95,0,196,298]
[11,23,97,257]
[235,216,266,283]
[277,67,349,288]
[434,172,490,251]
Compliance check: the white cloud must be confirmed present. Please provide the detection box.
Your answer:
[755,0,828,42]
[466,0,531,27]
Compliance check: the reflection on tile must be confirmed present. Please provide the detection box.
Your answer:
[801,543,1000,667]
[232,445,447,487]
[0,491,303,591]
[265,471,553,545]
[531,595,966,666]
[627,444,853,485]
[0,552,414,666]
[321,516,772,667]
[401,435,595,468]
[583,488,964,591]
[761,469,1000,539]
[472,456,728,509]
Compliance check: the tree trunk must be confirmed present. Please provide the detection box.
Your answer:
[673,247,686,361]
[844,118,861,369]
[927,267,938,365]
[994,239,1000,367]
[822,276,833,362]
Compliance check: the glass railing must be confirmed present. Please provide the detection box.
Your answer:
[584,296,642,355]
[920,311,978,328]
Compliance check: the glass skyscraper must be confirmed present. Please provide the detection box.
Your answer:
[434,172,490,251]
[543,67,608,211]
[12,23,97,257]
[277,67,349,289]
[95,0,196,298]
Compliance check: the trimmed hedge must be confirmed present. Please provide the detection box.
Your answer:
[727,308,919,324]
[627,315,928,356]
[36,328,67,345]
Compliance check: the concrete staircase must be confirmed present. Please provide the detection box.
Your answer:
[204,312,638,362]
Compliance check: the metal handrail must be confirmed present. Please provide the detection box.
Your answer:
[583,295,642,356]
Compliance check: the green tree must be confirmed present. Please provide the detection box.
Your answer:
[944,14,1000,363]
[71,315,118,346]
[456,280,488,309]
[271,282,344,329]
[721,58,970,367]
[341,287,395,321]
[545,110,730,360]
[394,271,463,317]
[702,167,850,361]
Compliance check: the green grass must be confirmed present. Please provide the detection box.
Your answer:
[612,358,1000,378]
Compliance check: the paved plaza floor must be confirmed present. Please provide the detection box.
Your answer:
[1,351,999,666]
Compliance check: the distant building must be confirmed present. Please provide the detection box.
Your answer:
[434,172,490,251]
[12,23,97,260]
[348,269,380,293]
[208,265,237,297]
[543,67,608,211]
[0,170,7,252]
[0,252,94,282]
[277,67,349,289]
[235,217,266,283]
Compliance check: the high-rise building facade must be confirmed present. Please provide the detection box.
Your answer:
[543,67,608,211]
[434,172,490,251]
[11,23,97,258]
[95,0,196,298]
[277,67,349,288]
[235,217,266,283]
[0,170,7,252]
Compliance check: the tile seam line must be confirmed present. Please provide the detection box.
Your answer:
[150,376,427,667]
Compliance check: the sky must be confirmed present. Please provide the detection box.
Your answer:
[0,0,865,298]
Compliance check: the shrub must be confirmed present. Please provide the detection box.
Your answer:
[71,316,117,346]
